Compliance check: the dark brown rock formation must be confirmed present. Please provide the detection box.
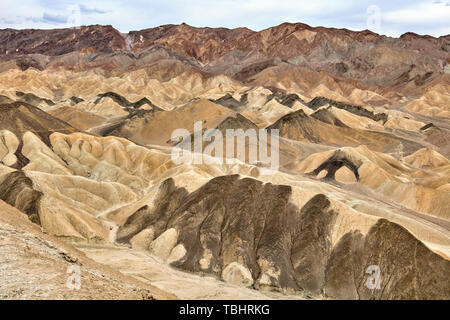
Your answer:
[307,96,388,123]
[325,219,450,299]
[0,25,126,58]
[116,175,450,299]
[0,101,76,146]
[311,154,360,181]
[0,170,42,224]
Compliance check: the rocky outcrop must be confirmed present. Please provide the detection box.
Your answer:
[116,175,450,299]
[311,108,349,127]
[0,102,77,168]
[214,114,258,132]
[310,153,360,181]
[325,219,450,299]
[210,94,244,111]
[307,97,388,123]
[128,23,253,62]
[267,109,425,155]
[266,91,306,108]
[0,200,174,300]
[0,129,19,166]
[0,102,76,147]
[0,170,42,224]
[16,91,55,107]
[94,92,163,112]
[267,110,323,143]
[233,59,278,82]
[0,25,126,58]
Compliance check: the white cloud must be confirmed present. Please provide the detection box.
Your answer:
[381,1,450,36]
[0,0,447,37]
[383,2,450,24]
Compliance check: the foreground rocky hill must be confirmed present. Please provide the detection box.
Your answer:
[0,200,175,299]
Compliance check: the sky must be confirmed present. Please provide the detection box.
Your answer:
[0,0,449,37]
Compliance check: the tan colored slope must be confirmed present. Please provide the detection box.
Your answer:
[0,199,175,300]
[376,108,426,132]
[0,65,241,110]
[384,116,426,132]
[109,99,236,146]
[0,168,136,244]
[319,105,425,133]
[0,130,19,166]
[49,106,107,131]
[1,130,267,241]
[291,100,314,114]
[404,148,450,169]
[0,59,407,120]
[70,98,129,118]
[237,86,274,105]
[241,98,292,127]
[405,98,450,118]
[248,64,402,107]
[45,133,450,259]
[0,131,155,242]
[404,75,450,118]
[267,110,418,154]
[294,145,450,220]
[321,106,384,131]
[48,132,174,188]
[21,131,73,175]
[81,245,305,300]
[0,101,77,145]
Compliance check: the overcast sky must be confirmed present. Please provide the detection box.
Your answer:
[0,0,449,37]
